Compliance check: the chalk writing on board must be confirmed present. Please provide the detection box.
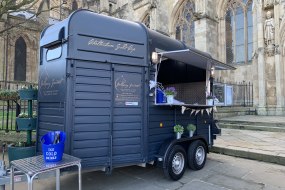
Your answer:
[213,85,224,103]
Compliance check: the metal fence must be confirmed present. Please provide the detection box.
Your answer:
[213,80,253,107]
[0,79,253,131]
[0,80,37,132]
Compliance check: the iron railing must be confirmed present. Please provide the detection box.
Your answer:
[213,80,253,107]
[0,79,253,131]
[0,80,37,132]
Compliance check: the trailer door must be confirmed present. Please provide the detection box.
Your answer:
[73,61,146,168]
[112,64,146,165]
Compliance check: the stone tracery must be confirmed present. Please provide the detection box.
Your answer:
[173,0,195,47]
[224,0,253,64]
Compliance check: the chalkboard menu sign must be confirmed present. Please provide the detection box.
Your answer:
[213,84,225,103]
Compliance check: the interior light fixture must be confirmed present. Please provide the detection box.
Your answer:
[151,52,160,64]
[211,67,215,77]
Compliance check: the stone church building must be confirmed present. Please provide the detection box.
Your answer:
[1,0,285,115]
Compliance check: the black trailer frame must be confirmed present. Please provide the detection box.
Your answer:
[37,10,235,180]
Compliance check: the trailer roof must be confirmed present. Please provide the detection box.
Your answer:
[157,49,236,71]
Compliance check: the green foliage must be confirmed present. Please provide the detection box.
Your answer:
[187,124,196,132]
[18,112,29,118]
[173,124,184,133]
[0,90,19,100]
[164,87,177,96]
[20,85,38,90]
[206,95,216,99]
[18,112,37,118]
[14,141,36,147]
[20,85,28,90]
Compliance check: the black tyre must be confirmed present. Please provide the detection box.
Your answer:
[163,145,186,181]
[188,140,207,170]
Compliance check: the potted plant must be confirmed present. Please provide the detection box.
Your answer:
[164,87,177,104]
[0,90,19,101]
[174,124,184,139]
[8,87,37,163]
[8,141,36,163]
[187,124,196,137]
[18,85,38,100]
[206,94,216,105]
[16,112,37,130]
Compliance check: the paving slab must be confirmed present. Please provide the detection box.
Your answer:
[205,174,264,190]
[180,180,227,190]
[219,115,285,124]
[5,154,285,190]
[211,128,285,165]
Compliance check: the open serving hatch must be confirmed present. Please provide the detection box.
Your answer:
[152,48,236,106]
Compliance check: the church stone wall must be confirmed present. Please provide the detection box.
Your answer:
[1,0,285,115]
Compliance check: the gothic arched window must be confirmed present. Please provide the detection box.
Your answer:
[174,0,195,47]
[142,13,150,28]
[14,37,26,81]
[72,0,78,11]
[225,0,253,64]
[247,2,253,62]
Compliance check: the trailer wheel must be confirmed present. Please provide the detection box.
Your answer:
[163,145,186,181]
[188,140,207,170]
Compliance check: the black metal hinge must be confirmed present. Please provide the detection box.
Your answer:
[66,73,72,78]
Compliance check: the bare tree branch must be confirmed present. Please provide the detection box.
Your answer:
[0,4,61,35]
[0,0,39,18]
[6,0,40,15]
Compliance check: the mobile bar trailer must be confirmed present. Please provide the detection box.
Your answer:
[38,10,235,180]
[0,9,236,187]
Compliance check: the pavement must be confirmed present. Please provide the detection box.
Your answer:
[6,153,285,190]
[211,115,285,166]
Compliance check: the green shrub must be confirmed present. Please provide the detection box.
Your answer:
[187,124,196,132]
[174,124,184,133]
[0,90,19,100]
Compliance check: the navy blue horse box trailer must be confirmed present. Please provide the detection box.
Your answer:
[37,10,235,180]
